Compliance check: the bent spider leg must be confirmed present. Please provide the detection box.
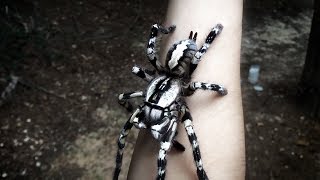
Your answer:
[189,82,228,96]
[132,107,147,129]
[157,120,178,180]
[147,24,176,72]
[113,108,142,180]
[190,24,223,74]
[181,106,209,180]
[132,65,155,82]
[118,91,145,112]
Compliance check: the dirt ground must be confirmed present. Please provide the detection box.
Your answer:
[0,0,319,179]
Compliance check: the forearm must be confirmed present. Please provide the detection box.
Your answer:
[128,0,245,179]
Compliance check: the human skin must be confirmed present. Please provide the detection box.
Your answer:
[127,0,245,179]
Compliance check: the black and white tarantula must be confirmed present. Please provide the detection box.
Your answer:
[113,23,227,180]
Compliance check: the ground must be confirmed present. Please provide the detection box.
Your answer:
[0,0,319,179]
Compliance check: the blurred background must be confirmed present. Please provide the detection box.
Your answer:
[0,0,319,179]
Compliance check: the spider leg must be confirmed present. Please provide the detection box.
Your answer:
[147,24,176,72]
[156,119,178,180]
[181,105,209,180]
[186,82,228,96]
[132,65,155,82]
[190,24,223,74]
[118,91,145,112]
[113,108,142,180]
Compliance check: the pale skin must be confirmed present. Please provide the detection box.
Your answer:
[127,0,245,179]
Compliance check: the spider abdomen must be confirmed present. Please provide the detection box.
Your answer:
[166,39,197,77]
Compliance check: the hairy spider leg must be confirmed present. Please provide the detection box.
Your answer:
[131,65,155,82]
[181,106,209,180]
[147,24,176,72]
[113,108,142,180]
[190,24,223,74]
[189,82,228,96]
[118,91,145,112]
[156,119,178,180]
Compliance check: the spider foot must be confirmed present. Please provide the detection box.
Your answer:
[197,169,209,180]
[214,23,223,35]
[218,87,228,96]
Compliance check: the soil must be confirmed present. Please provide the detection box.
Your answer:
[0,0,319,180]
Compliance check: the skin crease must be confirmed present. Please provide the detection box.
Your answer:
[127,0,245,179]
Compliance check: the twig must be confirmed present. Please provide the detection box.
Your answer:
[0,74,19,106]
[18,78,67,100]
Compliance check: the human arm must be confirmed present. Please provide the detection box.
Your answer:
[128,0,245,179]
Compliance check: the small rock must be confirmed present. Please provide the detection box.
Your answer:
[0,143,4,147]
[245,123,252,132]
[26,118,31,123]
[1,125,9,130]
[36,161,41,167]
[55,81,61,87]
[279,147,285,152]
[80,95,88,101]
[253,85,264,92]
[257,122,264,127]
[39,139,44,144]
[71,44,77,49]
[23,137,30,142]
[2,172,7,178]
[24,102,33,108]
[295,138,310,146]
[21,169,27,176]
[13,139,19,146]
[52,20,59,25]
[274,116,285,124]
[259,136,264,141]
[35,151,43,156]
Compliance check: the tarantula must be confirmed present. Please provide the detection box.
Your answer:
[113,23,227,180]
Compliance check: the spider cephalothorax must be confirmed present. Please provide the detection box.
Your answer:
[113,24,226,180]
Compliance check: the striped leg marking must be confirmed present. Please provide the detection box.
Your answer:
[132,65,154,82]
[147,24,176,71]
[182,107,209,180]
[113,108,142,180]
[157,148,168,180]
[118,91,145,111]
[189,82,228,96]
[190,24,223,74]
[157,121,178,180]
